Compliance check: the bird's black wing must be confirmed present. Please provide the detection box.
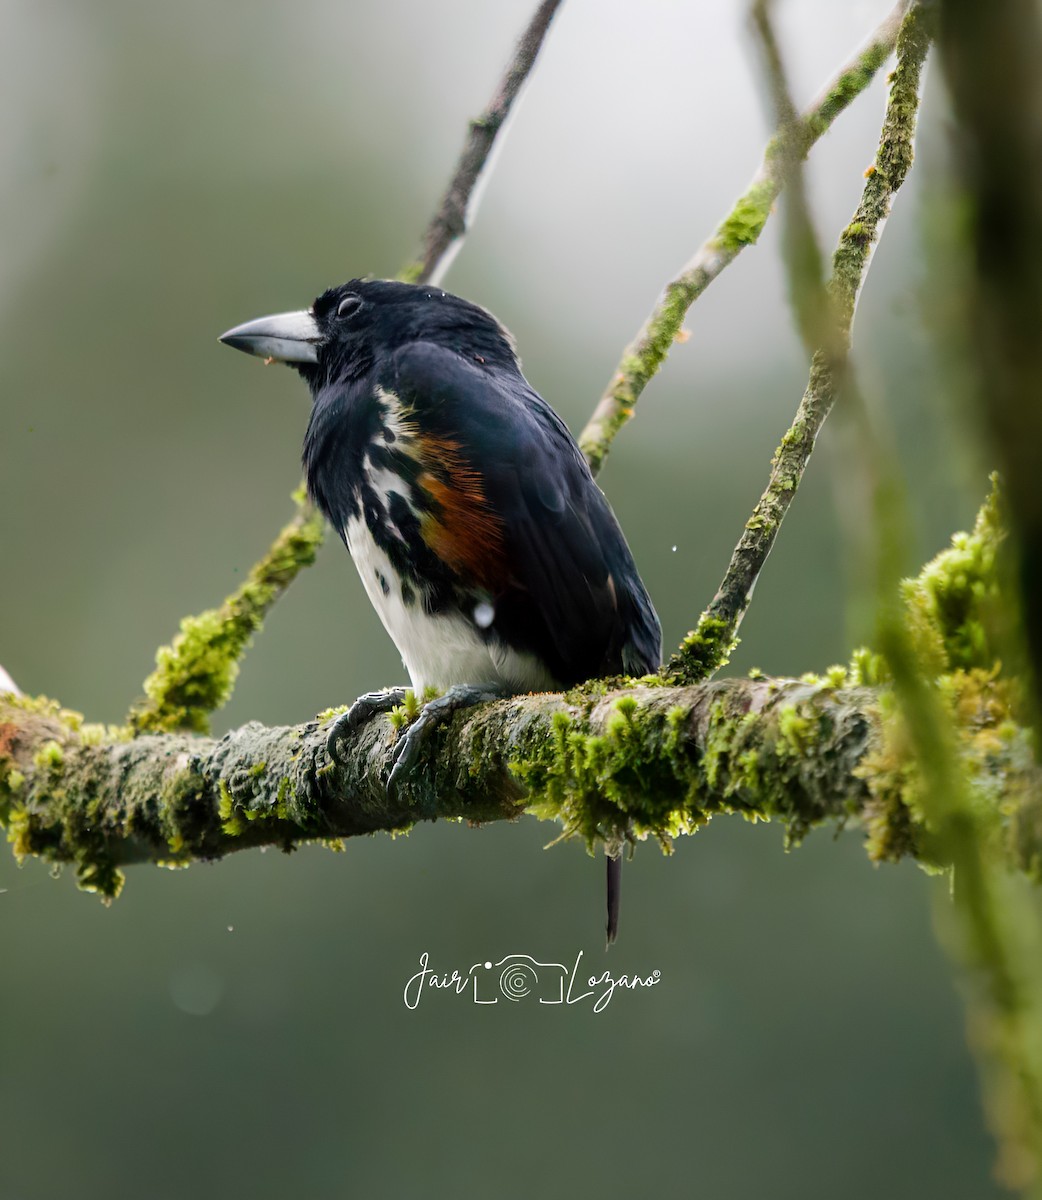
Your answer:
[388,342,661,685]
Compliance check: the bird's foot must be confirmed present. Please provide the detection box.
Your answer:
[387,684,503,803]
[325,686,410,767]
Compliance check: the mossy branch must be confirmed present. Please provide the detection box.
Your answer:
[577,0,911,476]
[3,667,1038,905]
[5,486,1038,911]
[131,2,564,736]
[666,1,932,685]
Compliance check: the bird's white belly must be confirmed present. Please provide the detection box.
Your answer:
[342,516,557,694]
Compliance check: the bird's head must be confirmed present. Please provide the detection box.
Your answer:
[219,278,519,390]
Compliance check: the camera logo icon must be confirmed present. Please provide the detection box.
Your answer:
[471,954,571,1004]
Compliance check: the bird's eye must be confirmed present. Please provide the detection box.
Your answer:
[337,295,362,320]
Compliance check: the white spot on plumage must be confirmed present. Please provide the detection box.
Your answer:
[473,601,495,629]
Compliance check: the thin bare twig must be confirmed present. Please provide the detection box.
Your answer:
[667,1,931,684]
[579,0,910,475]
[404,0,565,288]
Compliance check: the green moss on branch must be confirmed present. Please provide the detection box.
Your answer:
[2,481,1038,906]
[3,667,1036,903]
[3,475,1033,913]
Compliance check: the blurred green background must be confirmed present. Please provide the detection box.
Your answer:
[0,1,1001,1196]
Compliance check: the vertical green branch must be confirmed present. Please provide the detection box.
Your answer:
[932,0,1042,1185]
[878,484,1042,1195]
[743,1,1042,1188]
[860,489,1042,1196]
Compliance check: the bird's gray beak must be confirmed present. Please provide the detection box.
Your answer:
[219,310,321,364]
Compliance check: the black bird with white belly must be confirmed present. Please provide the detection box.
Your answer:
[220,279,662,943]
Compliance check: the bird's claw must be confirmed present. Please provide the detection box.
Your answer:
[385,684,501,803]
[325,687,409,767]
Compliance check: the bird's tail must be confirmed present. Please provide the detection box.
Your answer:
[606,853,622,947]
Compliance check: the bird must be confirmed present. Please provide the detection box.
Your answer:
[220,279,662,943]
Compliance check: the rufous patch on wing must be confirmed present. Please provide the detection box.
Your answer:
[416,433,507,591]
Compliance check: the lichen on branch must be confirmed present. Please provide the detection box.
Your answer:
[0,677,871,902]
[2,485,1037,905]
